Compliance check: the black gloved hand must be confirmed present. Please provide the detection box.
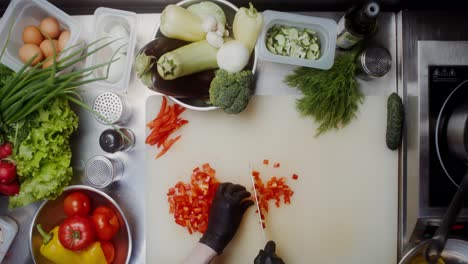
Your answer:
[199,182,254,254]
[254,241,286,264]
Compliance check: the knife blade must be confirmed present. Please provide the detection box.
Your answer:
[249,163,267,244]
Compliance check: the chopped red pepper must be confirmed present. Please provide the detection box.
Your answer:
[273,162,280,168]
[146,97,188,159]
[252,165,295,228]
[292,174,299,180]
[167,163,220,234]
[263,159,269,165]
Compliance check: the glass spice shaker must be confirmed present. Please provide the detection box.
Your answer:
[99,128,135,153]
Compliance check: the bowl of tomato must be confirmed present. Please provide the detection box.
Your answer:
[29,185,132,264]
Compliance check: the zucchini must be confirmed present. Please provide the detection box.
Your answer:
[386,93,404,150]
[157,40,218,80]
[265,24,321,60]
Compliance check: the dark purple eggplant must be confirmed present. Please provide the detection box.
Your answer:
[134,37,214,99]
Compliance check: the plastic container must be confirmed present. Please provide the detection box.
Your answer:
[0,216,18,263]
[84,7,137,92]
[0,0,81,72]
[256,10,337,70]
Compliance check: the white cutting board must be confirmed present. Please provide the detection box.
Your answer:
[145,95,398,264]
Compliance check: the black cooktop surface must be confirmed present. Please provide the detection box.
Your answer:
[428,65,468,207]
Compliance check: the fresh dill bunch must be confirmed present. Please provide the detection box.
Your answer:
[284,49,363,136]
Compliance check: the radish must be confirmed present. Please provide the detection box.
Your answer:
[0,160,16,184]
[0,142,12,159]
[0,181,20,196]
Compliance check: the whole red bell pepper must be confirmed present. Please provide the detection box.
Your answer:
[58,216,96,251]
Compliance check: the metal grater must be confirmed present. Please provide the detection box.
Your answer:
[356,47,392,80]
[92,92,131,125]
[84,155,123,188]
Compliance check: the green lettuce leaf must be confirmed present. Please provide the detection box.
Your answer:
[9,98,78,208]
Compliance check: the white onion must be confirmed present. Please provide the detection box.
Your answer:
[217,40,249,73]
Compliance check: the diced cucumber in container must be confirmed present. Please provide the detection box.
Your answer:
[266,24,321,60]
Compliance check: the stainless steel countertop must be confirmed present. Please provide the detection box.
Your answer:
[0,12,397,263]
[397,11,468,260]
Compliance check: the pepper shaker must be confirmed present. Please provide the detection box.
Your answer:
[355,46,392,81]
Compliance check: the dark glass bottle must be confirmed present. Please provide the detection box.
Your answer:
[99,128,135,153]
[336,2,380,50]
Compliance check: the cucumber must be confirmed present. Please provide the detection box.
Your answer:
[386,93,404,150]
[265,24,321,60]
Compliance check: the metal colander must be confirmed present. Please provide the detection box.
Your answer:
[357,47,392,80]
[84,155,123,188]
[92,92,131,124]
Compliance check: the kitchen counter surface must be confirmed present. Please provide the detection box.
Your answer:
[0,11,396,263]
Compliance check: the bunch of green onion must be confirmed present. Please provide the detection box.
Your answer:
[0,18,121,130]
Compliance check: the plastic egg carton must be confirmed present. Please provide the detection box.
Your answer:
[0,216,18,263]
[0,0,81,72]
[84,7,137,92]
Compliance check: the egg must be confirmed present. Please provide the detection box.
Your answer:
[42,58,55,69]
[39,17,61,39]
[22,25,44,45]
[40,39,60,58]
[58,30,70,51]
[19,44,44,66]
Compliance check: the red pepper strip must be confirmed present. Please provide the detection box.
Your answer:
[155,135,181,159]
[157,97,168,118]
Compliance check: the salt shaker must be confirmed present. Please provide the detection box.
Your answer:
[355,46,391,81]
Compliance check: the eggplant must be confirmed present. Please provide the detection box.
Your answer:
[134,37,215,99]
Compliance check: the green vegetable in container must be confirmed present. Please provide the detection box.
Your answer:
[160,5,206,42]
[187,1,227,25]
[266,25,321,60]
[284,48,364,135]
[157,40,219,80]
[209,69,254,114]
[233,3,263,55]
[8,98,78,208]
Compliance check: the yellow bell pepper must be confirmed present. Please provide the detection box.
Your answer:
[36,225,108,264]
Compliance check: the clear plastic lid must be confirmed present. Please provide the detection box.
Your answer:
[83,7,137,92]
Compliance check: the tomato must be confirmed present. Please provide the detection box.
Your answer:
[64,192,91,217]
[92,206,120,241]
[58,216,96,251]
[101,241,115,264]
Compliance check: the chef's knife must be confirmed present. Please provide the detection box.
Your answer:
[249,163,267,244]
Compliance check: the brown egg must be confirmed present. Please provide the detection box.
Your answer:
[39,17,61,39]
[19,44,44,66]
[58,30,71,51]
[42,58,56,69]
[22,25,44,45]
[40,39,60,57]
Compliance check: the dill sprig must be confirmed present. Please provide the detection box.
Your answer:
[284,49,363,136]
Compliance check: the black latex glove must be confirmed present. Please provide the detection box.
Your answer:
[199,182,254,254]
[254,241,286,264]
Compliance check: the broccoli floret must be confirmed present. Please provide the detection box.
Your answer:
[209,69,254,114]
